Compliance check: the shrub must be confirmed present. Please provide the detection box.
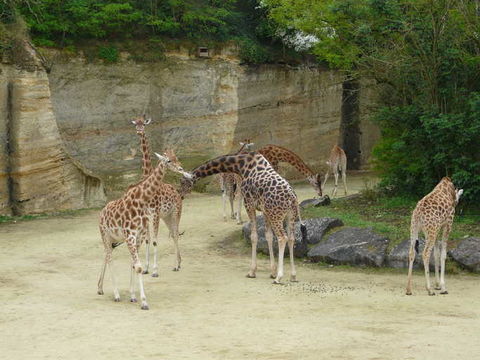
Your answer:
[98,45,118,63]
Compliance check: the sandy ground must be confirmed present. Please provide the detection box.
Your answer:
[1,173,479,360]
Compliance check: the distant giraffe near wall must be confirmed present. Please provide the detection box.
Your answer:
[97,153,192,310]
[323,145,347,197]
[218,139,254,224]
[180,152,307,284]
[257,144,322,197]
[406,177,463,296]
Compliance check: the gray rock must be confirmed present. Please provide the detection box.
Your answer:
[307,227,389,267]
[242,216,343,258]
[449,237,480,273]
[387,238,434,270]
[300,196,331,209]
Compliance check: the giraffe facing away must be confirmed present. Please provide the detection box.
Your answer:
[181,152,307,284]
[218,139,254,224]
[257,144,323,197]
[97,152,192,310]
[406,177,463,296]
[131,115,185,275]
[323,145,347,197]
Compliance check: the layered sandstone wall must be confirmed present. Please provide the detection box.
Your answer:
[0,42,106,216]
[48,52,365,196]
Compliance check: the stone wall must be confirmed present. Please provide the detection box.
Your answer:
[48,53,355,195]
[0,41,106,216]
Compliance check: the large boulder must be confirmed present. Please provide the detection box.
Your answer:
[387,238,434,270]
[307,227,389,267]
[242,216,343,258]
[449,237,480,273]
[300,196,331,209]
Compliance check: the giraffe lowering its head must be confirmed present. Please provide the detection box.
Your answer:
[406,177,463,296]
[98,152,191,310]
[257,144,323,197]
[181,152,307,284]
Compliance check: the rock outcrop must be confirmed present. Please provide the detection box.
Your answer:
[307,227,389,267]
[449,237,480,273]
[0,41,106,215]
[387,238,434,270]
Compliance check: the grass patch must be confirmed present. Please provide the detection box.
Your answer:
[302,193,478,252]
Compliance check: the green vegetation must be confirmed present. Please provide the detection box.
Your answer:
[0,207,99,224]
[264,0,480,204]
[302,192,478,251]
[0,0,305,64]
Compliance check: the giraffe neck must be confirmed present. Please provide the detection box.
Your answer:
[138,132,153,179]
[191,153,259,182]
[259,145,314,178]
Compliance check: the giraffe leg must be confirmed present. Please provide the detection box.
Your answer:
[126,233,148,309]
[246,206,258,278]
[151,214,160,277]
[129,263,137,302]
[332,172,339,197]
[286,216,297,282]
[222,187,227,222]
[342,169,348,195]
[264,220,277,279]
[143,236,150,275]
[229,191,235,220]
[168,214,182,272]
[108,258,121,302]
[322,171,329,193]
[406,218,420,295]
[271,221,288,285]
[97,245,110,296]
[236,193,243,225]
[439,224,451,294]
[422,230,437,296]
[434,241,441,290]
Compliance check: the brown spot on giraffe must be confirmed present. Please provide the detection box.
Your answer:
[406,177,463,296]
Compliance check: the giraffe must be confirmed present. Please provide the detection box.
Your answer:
[257,144,323,197]
[406,177,463,296]
[323,145,347,197]
[180,152,307,284]
[218,139,254,224]
[131,114,153,178]
[130,115,184,275]
[97,152,192,309]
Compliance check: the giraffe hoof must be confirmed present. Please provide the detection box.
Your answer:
[428,292,436,296]
[290,276,298,283]
[142,270,149,275]
[440,290,449,295]
[97,290,104,295]
[272,280,283,285]
[130,298,137,303]
[435,286,441,290]
[114,297,120,302]
[172,267,180,272]
[270,274,276,279]
[141,304,149,310]
[151,273,159,277]
[246,273,256,278]
[406,291,412,296]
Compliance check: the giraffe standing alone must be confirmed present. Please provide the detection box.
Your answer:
[257,144,323,197]
[323,145,347,197]
[181,152,307,284]
[406,177,463,296]
[218,139,254,224]
[131,116,186,275]
[97,153,191,310]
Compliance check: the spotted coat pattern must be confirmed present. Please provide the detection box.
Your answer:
[406,177,462,296]
[258,144,322,197]
[182,152,303,284]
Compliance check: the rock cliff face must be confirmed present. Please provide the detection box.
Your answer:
[0,42,105,215]
[1,46,381,215]
[48,52,378,196]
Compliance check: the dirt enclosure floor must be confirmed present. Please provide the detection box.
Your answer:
[1,174,479,360]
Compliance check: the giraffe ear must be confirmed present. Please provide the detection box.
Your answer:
[248,142,254,147]
[131,120,136,125]
[239,142,245,146]
[145,118,152,125]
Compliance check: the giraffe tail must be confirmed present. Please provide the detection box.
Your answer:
[414,239,419,254]
[296,203,308,244]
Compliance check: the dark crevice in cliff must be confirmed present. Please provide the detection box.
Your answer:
[340,78,361,170]
[5,81,17,215]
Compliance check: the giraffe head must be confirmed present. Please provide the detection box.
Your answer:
[154,152,192,180]
[239,139,254,152]
[307,173,323,197]
[455,188,464,204]
[131,114,152,135]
